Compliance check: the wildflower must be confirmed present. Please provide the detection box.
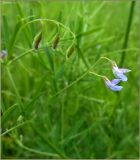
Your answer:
[112,61,131,82]
[103,76,123,91]
[1,50,7,59]
[33,31,42,49]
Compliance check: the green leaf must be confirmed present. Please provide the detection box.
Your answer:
[76,26,103,39]
[2,104,18,124]
[7,21,22,58]
[2,16,10,49]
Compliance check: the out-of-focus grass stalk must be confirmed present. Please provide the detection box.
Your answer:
[1,120,30,136]
[60,98,64,143]
[6,67,25,116]
[4,67,66,157]
[51,58,102,98]
[76,45,90,69]
[8,49,35,65]
[120,1,136,67]
[31,124,67,158]
[117,1,136,117]
[15,139,61,158]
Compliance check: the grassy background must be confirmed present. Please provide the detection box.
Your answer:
[1,0,139,159]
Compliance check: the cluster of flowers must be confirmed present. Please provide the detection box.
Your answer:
[103,61,131,91]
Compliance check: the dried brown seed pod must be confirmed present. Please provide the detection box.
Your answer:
[33,31,42,49]
[52,33,60,50]
[66,43,75,58]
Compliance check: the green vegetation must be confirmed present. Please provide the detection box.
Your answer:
[1,0,139,159]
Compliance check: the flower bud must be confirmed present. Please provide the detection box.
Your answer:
[66,43,75,58]
[33,31,42,49]
[52,33,60,50]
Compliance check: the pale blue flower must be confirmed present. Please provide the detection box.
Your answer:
[103,76,123,91]
[112,62,131,82]
[1,50,7,59]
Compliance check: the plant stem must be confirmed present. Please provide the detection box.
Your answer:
[51,58,102,98]
[60,97,64,143]
[1,120,30,136]
[89,71,104,78]
[101,56,113,63]
[8,49,34,65]
[31,124,67,158]
[120,1,136,67]
[76,45,90,69]
[16,139,60,158]
[6,67,25,116]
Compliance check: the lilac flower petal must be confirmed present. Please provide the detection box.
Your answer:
[112,66,128,81]
[115,73,128,82]
[112,66,121,74]
[112,63,131,82]
[1,50,7,58]
[119,68,131,73]
[103,77,123,92]
[111,79,121,85]
[110,85,123,91]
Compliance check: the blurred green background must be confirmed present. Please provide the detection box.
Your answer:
[1,0,139,159]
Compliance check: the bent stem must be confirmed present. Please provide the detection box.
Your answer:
[101,56,113,64]
[19,18,75,43]
[89,71,104,78]
[8,18,76,59]
[15,139,60,158]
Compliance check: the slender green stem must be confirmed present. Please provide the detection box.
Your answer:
[7,18,76,59]
[76,45,89,69]
[120,1,136,67]
[16,139,60,158]
[51,58,101,98]
[1,120,30,136]
[31,124,67,158]
[51,72,88,98]
[60,97,64,143]
[100,56,113,63]
[89,71,104,78]
[8,49,35,65]
[6,67,25,116]
[18,18,75,43]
